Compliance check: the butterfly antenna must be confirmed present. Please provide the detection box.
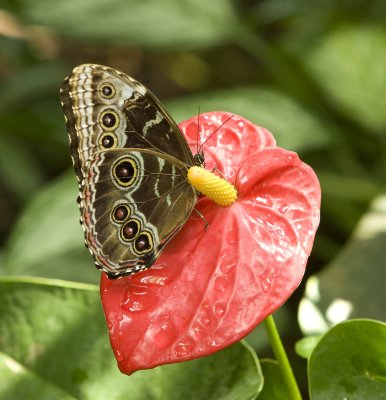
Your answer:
[197,114,235,154]
[196,106,201,156]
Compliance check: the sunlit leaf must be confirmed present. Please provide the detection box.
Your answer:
[295,336,321,360]
[309,319,386,400]
[0,352,75,400]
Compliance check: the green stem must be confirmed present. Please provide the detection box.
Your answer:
[264,314,303,400]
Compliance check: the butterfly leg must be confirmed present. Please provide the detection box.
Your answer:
[193,208,210,231]
[211,166,226,179]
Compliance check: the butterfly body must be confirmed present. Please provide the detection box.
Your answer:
[61,64,236,278]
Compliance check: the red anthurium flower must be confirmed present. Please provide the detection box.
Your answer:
[100,111,321,375]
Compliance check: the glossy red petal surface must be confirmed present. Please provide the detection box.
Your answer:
[100,111,321,374]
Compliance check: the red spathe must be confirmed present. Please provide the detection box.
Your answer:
[100,111,321,374]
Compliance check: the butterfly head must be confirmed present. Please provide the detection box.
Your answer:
[193,151,205,168]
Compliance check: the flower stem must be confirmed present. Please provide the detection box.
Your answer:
[264,314,303,400]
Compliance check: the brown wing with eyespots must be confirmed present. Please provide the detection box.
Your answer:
[60,64,198,277]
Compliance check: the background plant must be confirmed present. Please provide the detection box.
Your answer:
[0,1,385,399]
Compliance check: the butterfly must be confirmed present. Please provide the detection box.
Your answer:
[60,64,236,278]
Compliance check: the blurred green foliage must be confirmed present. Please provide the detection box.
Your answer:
[0,1,385,399]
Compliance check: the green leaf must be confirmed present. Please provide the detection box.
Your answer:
[148,341,263,400]
[0,352,75,400]
[0,62,65,111]
[309,319,386,400]
[317,171,379,204]
[167,86,331,152]
[0,135,45,202]
[0,277,262,400]
[13,0,239,49]
[259,359,288,400]
[295,336,321,360]
[305,24,386,133]
[1,173,97,284]
[299,194,386,335]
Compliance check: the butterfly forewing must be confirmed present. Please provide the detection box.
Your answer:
[60,64,194,179]
[60,64,198,277]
